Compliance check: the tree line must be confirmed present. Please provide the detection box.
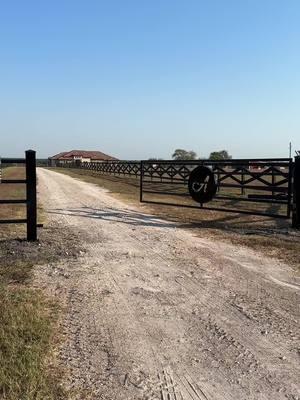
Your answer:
[149,149,232,161]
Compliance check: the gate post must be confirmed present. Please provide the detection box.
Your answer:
[26,150,37,240]
[140,161,144,202]
[292,156,300,228]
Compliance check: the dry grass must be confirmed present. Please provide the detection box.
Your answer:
[50,167,300,270]
[0,167,27,239]
[0,167,68,400]
[0,287,65,400]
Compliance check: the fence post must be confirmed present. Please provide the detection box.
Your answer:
[140,161,143,202]
[26,150,37,241]
[292,156,300,228]
[241,168,245,195]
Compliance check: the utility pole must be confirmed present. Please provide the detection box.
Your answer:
[289,142,292,158]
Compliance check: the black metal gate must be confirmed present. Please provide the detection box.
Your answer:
[140,158,294,220]
[52,155,300,227]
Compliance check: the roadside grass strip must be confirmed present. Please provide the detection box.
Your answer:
[0,286,64,400]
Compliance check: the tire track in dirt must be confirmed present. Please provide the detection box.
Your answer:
[35,168,300,400]
[113,222,299,396]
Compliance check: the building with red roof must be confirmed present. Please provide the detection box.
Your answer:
[48,150,118,166]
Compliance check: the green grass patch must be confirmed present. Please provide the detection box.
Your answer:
[0,286,64,400]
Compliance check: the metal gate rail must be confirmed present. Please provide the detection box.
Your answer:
[140,158,293,219]
[52,155,299,227]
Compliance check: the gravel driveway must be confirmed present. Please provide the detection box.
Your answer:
[36,168,300,400]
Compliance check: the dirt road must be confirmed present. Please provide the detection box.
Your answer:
[36,168,300,400]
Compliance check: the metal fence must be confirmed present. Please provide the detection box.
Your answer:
[83,160,141,176]
[0,150,37,240]
[140,158,294,220]
[52,156,300,227]
[54,159,141,176]
[293,156,300,227]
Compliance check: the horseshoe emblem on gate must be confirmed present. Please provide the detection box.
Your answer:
[188,166,217,204]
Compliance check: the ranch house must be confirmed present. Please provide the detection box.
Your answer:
[48,150,117,166]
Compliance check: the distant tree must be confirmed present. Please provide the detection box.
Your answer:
[172,149,197,160]
[148,157,164,161]
[209,150,232,160]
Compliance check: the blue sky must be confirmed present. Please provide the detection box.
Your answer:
[0,0,299,159]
